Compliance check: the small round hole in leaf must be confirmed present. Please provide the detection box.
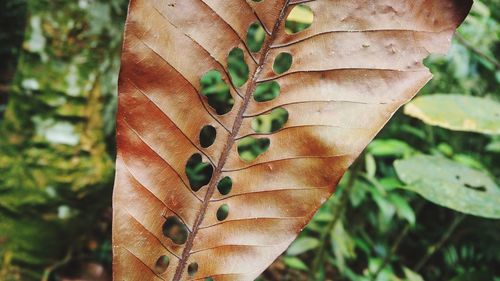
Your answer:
[252,108,289,133]
[227,48,249,87]
[162,216,188,245]
[217,177,233,195]
[188,262,198,276]
[253,81,280,102]
[205,278,214,281]
[246,22,265,52]
[154,255,170,274]
[285,5,314,34]
[199,125,216,148]
[200,70,234,115]
[273,52,293,74]
[217,204,229,221]
[237,137,270,162]
[185,154,213,192]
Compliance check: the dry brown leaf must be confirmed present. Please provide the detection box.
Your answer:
[112,1,472,280]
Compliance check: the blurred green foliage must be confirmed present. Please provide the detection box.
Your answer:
[285,5,314,34]
[247,22,266,52]
[253,81,281,102]
[252,108,289,134]
[201,70,234,115]
[0,0,127,279]
[0,0,499,281]
[0,0,26,117]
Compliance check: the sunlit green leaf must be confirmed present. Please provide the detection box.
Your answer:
[404,95,500,135]
[282,256,309,271]
[486,140,500,153]
[402,267,425,281]
[286,237,320,256]
[368,139,414,157]
[365,153,377,177]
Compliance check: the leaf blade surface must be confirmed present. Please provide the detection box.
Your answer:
[113,1,472,280]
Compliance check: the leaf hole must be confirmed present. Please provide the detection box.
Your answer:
[217,176,233,195]
[154,255,170,274]
[285,4,314,34]
[199,125,216,148]
[162,216,188,245]
[252,108,289,134]
[246,22,266,52]
[188,262,198,276]
[273,52,293,75]
[237,137,270,162]
[216,204,230,221]
[228,48,249,87]
[205,278,214,281]
[200,70,234,115]
[185,153,213,192]
[253,81,280,102]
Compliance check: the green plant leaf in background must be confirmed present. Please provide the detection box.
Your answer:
[402,267,425,281]
[368,139,415,158]
[486,139,500,153]
[395,155,500,219]
[286,237,320,256]
[282,256,309,271]
[0,214,64,266]
[330,222,356,273]
[404,94,500,134]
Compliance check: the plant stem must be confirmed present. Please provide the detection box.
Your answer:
[308,157,363,281]
[413,213,466,272]
[172,2,292,279]
[425,125,435,147]
[371,201,426,280]
[455,33,500,70]
[41,249,72,281]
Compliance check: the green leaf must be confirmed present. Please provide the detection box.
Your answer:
[368,139,414,157]
[404,94,500,135]
[389,194,416,225]
[379,177,403,191]
[282,256,309,271]
[452,154,485,170]
[395,155,500,219]
[486,140,500,153]
[330,222,356,273]
[372,193,396,222]
[286,237,320,256]
[403,267,425,281]
[365,153,377,177]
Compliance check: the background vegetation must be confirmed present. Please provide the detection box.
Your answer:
[0,1,498,280]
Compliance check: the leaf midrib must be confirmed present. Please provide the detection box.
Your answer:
[172,1,292,280]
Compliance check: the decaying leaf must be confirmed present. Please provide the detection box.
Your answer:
[113,1,472,280]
